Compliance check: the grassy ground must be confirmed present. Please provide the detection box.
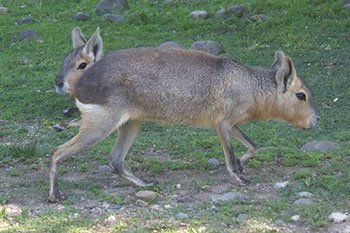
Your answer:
[0,0,350,232]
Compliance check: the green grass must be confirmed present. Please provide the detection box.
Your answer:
[0,0,350,232]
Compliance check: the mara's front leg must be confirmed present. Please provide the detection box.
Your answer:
[216,121,244,184]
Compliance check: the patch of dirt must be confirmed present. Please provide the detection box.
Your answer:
[0,149,347,233]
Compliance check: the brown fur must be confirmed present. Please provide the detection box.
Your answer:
[49,28,319,202]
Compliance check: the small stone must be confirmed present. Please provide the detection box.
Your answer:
[74,12,91,21]
[0,7,8,14]
[16,17,34,25]
[105,215,117,226]
[97,165,112,174]
[190,10,209,19]
[216,8,226,17]
[343,3,350,9]
[226,5,245,18]
[294,198,313,206]
[329,212,348,223]
[301,140,340,152]
[150,205,164,212]
[90,207,103,215]
[274,181,289,189]
[135,199,148,207]
[96,0,129,16]
[104,14,125,23]
[176,212,189,219]
[19,56,31,64]
[208,158,220,166]
[20,29,38,40]
[298,191,313,198]
[237,213,249,222]
[291,215,300,222]
[135,190,157,201]
[0,120,7,126]
[175,183,181,189]
[275,219,284,226]
[157,41,185,50]
[191,41,223,55]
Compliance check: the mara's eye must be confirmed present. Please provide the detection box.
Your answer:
[296,92,306,101]
[77,62,88,70]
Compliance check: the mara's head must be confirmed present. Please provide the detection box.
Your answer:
[271,51,320,129]
[55,27,103,95]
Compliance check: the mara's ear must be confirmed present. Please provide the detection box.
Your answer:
[271,50,285,71]
[82,27,103,62]
[275,55,297,94]
[72,27,87,49]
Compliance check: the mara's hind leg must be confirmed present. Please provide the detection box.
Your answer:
[109,120,153,186]
[48,108,119,203]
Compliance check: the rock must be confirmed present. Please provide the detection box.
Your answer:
[157,41,185,49]
[97,165,113,174]
[301,140,340,152]
[16,17,34,25]
[105,215,117,226]
[274,219,284,226]
[294,198,313,206]
[291,215,300,222]
[0,6,8,14]
[104,14,125,23]
[19,56,32,64]
[0,120,7,126]
[343,3,350,9]
[237,213,249,222]
[298,191,313,198]
[74,12,91,21]
[191,41,223,55]
[190,10,209,19]
[251,14,269,22]
[135,190,157,201]
[4,204,22,217]
[226,5,245,18]
[96,0,129,16]
[208,158,220,166]
[20,29,38,40]
[274,181,289,189]
[176,212,189,219]
[329,212,348,223]
[135,199,148,207]
[210,192,249,203]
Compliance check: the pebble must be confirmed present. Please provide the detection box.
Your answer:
[97,165,113,174]
[105,215,117,226]
[96,0,129,16]
[301,140,340,152]
[343,3,350,9]
[226,4,245,18]
[135,199,148,207]
[298,191,313,198]
[0,6,8,14]
[0,120,7,126]
[176,212,189,219]
[208,158,220,166]
[104,14,125,23]
[291,215,300,222]
[294,198,313,206]
[191,41,223,55]
[274,181,289,189]
[329,212,348,223]
[237,213,249,222]
[190,10,209,19]
[135,190,157,201]
[20,29,38,40]
[73,12,91,21]
[210,192,249,203]
[16,17,34,25]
